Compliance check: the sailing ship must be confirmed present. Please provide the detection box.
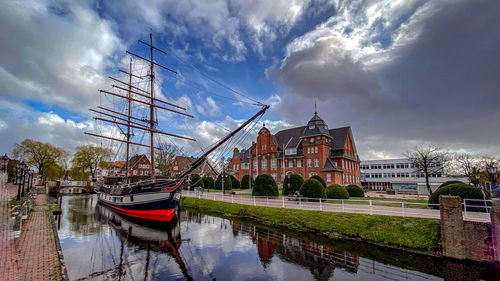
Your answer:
[86,31,268,222]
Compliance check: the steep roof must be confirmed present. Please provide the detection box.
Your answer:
[321,158,344,172]
[274,126,306,148]
[173,155,217,175]
[111,161,126,168]
[301,113,331,138]
[328,127,350,150]
[128,154,148,169]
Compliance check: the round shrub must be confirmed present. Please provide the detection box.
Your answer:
[190,174,204,189]
[252,174,279,197]
[229,175,240,189]
[310,175,326,188]
[241,175,253,189]
[326,184,349,199]
[299,179,326,199]
[202,176,215,189]
[215,174,232,190]
[346,184,364,197]
[438,180,464,189]
[282,173,304,195]
[428,183,484,205]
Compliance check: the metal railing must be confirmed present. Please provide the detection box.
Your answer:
[463,199,492,222]
[182,191,444,220]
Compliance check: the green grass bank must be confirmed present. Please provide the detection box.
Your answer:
[182,197,441,254]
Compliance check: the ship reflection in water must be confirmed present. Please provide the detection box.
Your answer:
[57,195,497,281]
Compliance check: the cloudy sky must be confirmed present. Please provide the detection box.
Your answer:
[1,0,499,161]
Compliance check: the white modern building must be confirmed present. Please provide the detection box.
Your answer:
[361,158,468,195]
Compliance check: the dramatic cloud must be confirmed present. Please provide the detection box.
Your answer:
[0,0,122,113]
[267,0,500,159]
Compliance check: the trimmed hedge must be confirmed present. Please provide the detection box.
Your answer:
[252,174,279,196]
[299,179,326,198]
[310,175,327,188]
[229,175,240,189]
[190,174,204,189]
[282,173,304,195]
[438,180,463,189]
[346,184,364,197]
[428,183,484,205]
[326,184,349,199]
[241,175,252,189]
[202,176,215,189]
[215,174,232,190]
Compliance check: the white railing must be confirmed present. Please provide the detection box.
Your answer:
[463,199,492,222]
[182,191,445,220]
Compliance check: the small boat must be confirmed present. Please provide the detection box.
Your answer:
[86,30,268,222]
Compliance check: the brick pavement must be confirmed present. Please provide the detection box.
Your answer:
[0,181,63,281]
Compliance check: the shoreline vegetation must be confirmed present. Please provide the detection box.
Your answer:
[182,197,441,256]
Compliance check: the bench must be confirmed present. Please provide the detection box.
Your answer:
[223,190,236,195]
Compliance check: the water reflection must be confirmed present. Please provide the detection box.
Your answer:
[57,195,498,281]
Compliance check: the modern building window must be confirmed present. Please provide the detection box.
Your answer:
[271,159,277,170]
[326,173,331,182]
[297,160,302,168]
[314,158,319,167]
[262,159,267,170]
[307,159,312,167]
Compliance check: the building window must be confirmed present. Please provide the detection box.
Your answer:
[262,159,267,170]
[253,160,257,170]
[285,148,297,155]
[288,160,293,168]
[173,166,178,171]
[297,160,302,168]
[272,173,276,180]
[140,170,143,175]
[314,147,318,153]
[130,196,134,202]
[326,173,331,182]
[307,159,312,167]
[314,158,319,167]
[237,164,239,170]
[133,170,137,175]
[307,147,310,154]
[233,164,235,170]
[271,159,277,170]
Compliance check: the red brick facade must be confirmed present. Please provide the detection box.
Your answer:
[229,113,361,186]
[122,154,151,176]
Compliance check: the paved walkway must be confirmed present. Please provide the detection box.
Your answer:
[183,191,491,222]
[0,182,63,281]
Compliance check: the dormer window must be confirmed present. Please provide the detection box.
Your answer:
[309,125,315,129]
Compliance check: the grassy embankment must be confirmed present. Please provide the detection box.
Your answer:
[182,197,441,254]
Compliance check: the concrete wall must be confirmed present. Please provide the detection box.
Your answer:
[439,196,499,263]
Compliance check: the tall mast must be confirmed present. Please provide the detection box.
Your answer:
[149,30,156,177]
[126,58,132,178]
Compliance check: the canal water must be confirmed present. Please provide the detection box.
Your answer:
[56,195,498,281]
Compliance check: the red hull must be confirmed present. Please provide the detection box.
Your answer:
[99,200,176,222]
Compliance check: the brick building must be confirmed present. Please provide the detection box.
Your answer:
[171,156,218,178]
[121,154,151,176]
[229,111,361,186]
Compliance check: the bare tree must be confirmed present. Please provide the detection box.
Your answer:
[452,153,480,184]
[482,156,499,187]
[406,145,449,195]
[155,143,179,177]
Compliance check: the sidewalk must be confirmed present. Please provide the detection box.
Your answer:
[0,182,64,281]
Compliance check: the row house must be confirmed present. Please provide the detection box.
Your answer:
[122,154,152,176]
[229,111,361,186]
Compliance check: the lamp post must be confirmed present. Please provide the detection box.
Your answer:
[16,161,25,201]
[21,162,27,197]
[488,166,497,193]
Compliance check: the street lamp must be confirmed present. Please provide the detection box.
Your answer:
[488,166,498,192]
[21,162,27,197]
[16,161,26,201]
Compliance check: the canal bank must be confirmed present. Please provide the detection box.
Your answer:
[57,194,498,280]
[182,197,441,255]
[1,183,67,281]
